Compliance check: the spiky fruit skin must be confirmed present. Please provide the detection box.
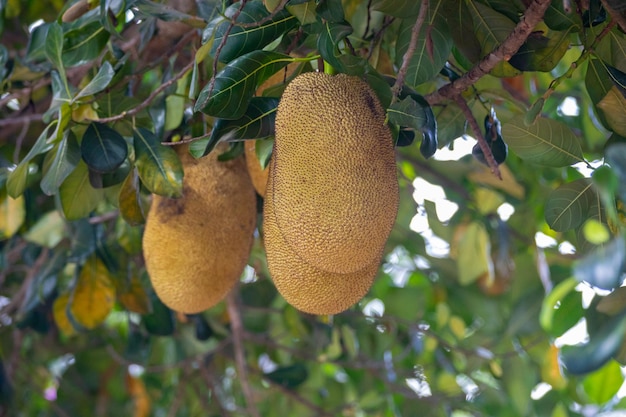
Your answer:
[264,165,380,314]
[143,145,256,314]
[271,72,399,274]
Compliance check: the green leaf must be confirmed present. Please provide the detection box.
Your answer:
[543,1,582,31]
[388,97,429,130]
[45,22,65,77]
[583,360,624,404]
[502,116,584,166]
[395,5,453,87]
[371,0,421,17]
[6,124,55,198]
[133,128,183,198]
[199,97,279,157]
[69,256,115,330]
[41,131,81,195]
[545,179,597,232]
[605,143,626,203]
[194,50,292,119]
[561,312,626,375]
[540,277,580,334]
[265,364,308,388]
[574,237,626,290]
[81,123,128,173]
[142,288,175,336]
[509,24,572,72]
[455,221,492,285]
[594,28,626,74]
[59,160,103,220]
[26,22,51,63]
[207,1,297,63]
[441,0,482,64]
[73,61,114,102]
[317,21,368,76]
[467,2,520,77]
[62,21,110,67]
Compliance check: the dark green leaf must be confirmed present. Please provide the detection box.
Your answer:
[199,97,279,157]
[593,28,626,74]
[143,289,175,336]
[371,0,421,17]
[26,22,51,64]
[189,314,213,341]
[194,50,291,119]
[316,0,345,22]
[240,279,277,308]
[45,22,65,75]
[317,21,367,76]
[467,2,520,77]
[606,64,626,98]
[62,21,110,67]
[561,312,626,375]
[509,27,572,72]
[574,237,626,290]
[73,61,115,101]
[133,128,183,198]
[543,1,582,31]
[207,1,297,63]
[265,364,308,388]
[545,179,597,232]
[395,5,453,87]
[41,131,81,195]
[388,97,428,130]
[441,0,482,64]
[502,116,584,166]
[81,123,128,174]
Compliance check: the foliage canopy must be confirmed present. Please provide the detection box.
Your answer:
[2,0,626,416]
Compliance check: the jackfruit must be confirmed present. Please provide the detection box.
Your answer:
[270,72,398,274]
[264,164,380,314]
[142,144,256,314]
[244,140,269,198]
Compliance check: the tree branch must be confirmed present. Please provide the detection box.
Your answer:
[392,0,428,98]
[226,290,260,417]
[454,95,501,178]
[601,0,626,33]
[425,0,552,106]
[93,59,195,124]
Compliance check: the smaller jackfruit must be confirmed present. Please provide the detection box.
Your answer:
[142,144,256,314]
[244,140,269,197]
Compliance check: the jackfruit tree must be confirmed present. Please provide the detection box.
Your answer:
[2,0,626,415]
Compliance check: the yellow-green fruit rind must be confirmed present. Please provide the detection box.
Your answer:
[264,164,380,315]
[272,72,399,274]
[143,145,256,314]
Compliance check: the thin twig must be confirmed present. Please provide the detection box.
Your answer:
[199,362,235,417]
[208,0,249,98]
[392,0,428,98]
[425,0,553,105]
[454,95,501,178]
[226,290,260,417]
[93,59,194,124]
[0,114,44,128]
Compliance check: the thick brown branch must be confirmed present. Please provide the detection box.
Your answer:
[425,0,552,106]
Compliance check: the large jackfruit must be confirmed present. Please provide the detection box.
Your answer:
[142,144,256,314]
[264,72,399,314]
[271,72,399,274]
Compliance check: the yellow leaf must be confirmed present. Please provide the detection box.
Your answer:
[126,373,151,417]
[452,222,493,285]
[0,194,25,239]
[23,211,65,248]
[53,293,77,337]
[541,344,567,390]
[598,87,626,136]
[473,187,505,215]
[69,256,116,329]
[449,315,466,340]
[117,277,151,314]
